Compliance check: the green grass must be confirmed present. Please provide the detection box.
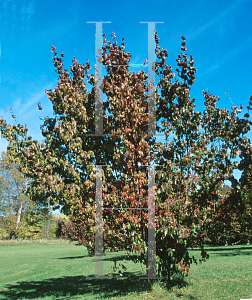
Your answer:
[0,239,252,299]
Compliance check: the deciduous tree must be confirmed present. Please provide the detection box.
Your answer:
[0,151,32,238]
[0,31,251,283]
[0,151,56,240]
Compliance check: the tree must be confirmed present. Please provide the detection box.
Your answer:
[0,31,251,283]
[0,172,6,216]
[205,142,252,246]
[0,151,57,240]
[203,183,231,245]
[60,214,105,256]
[20,204,59,240]
[0,151,32,238]
[230,142,252,243]
[240,142,252,242]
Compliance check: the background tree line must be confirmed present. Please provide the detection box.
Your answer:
[0,151,63,240]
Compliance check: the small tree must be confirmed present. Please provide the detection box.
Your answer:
[60,214,105,256]
[0,31,251,283]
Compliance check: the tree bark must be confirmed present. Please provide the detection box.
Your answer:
[15,202,22,231]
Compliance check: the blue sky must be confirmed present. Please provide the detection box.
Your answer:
[0,0,252,189]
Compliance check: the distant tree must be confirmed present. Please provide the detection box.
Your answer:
[0,174,6,216]
[54,214,68,238]
[236,143,252,243]
[0,151,32,238]
[0,151,57,240]
[20,204,59,239]
[205,143,252,245]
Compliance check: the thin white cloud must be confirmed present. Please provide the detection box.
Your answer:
[17,89,46,116]
[202,36,252,75]
[21,1,35,22]
[187,0,249,42]
[17,81,55,116]
[14,98,21,109]
[203,64,219,75]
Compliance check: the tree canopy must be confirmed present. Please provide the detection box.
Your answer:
[0,31,252,282]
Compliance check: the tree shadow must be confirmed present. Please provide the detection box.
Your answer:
[214,250,252,257]
[102,253,140,262]
[0,273,155,299]
[57,252,136,262]
[58,255,86,259]
[0,255,192,300]
[192,245,252,257]
[175,292,197,299]
[196,246,252,252]
[162,273,190,290]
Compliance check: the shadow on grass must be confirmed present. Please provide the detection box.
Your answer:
[0,272,159,300]
[58,252,142,263]
[207,246,252,251]
[192,246,252,252]
[163,275,189,291]
[191,245,252,257]
[58,255,87,260]
[0,274,192,300]
[214,250,252,257]
[215,251,252,256]
[0,264,191,300]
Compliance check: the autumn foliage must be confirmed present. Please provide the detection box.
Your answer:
[0,31,252,282]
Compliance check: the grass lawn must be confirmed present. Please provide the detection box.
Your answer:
[0,239,252,299]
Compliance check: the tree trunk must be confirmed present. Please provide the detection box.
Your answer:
[15,202,22,231]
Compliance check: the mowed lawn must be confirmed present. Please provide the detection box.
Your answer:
[0,240,252,300]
